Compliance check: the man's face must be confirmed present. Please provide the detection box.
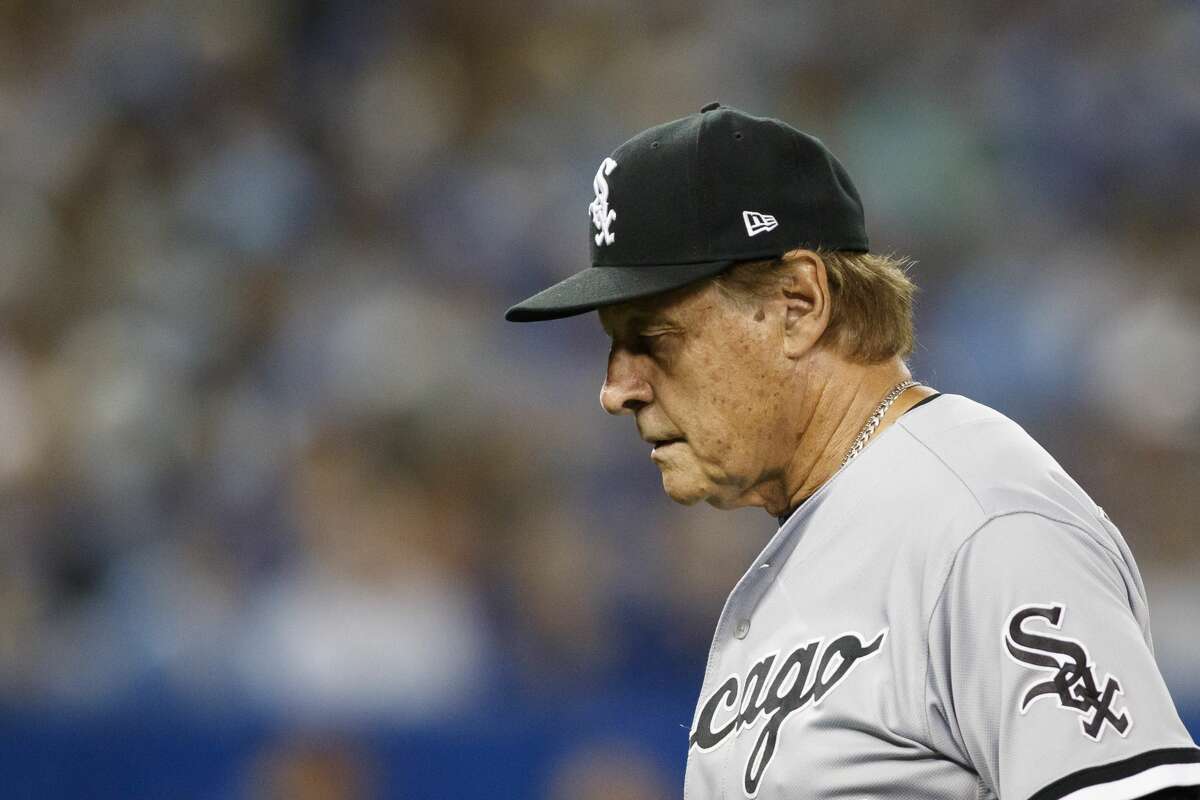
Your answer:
[598,281,792,508]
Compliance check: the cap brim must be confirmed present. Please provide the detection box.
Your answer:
[505,260,737,322]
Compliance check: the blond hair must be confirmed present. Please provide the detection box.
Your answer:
[715,248,917,363]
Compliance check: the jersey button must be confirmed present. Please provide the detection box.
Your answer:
[734,619,750,639]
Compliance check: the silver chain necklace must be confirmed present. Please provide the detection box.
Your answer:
[840,380,919,467]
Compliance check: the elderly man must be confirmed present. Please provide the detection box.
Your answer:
[505,104,1199,800]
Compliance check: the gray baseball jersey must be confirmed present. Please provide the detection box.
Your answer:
[684,394,1199,800]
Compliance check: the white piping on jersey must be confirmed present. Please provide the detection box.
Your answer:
[1057,762,1200,800]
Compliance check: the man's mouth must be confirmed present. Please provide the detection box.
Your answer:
[651,437,685,450]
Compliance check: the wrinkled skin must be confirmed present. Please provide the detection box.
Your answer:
[598,251,931,516]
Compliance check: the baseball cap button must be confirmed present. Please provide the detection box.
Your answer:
[734,619,750,639]
[700,101,721,113]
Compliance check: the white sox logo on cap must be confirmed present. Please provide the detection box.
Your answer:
[589,157,617,246]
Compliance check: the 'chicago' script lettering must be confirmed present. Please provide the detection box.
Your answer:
[689,629,887,797]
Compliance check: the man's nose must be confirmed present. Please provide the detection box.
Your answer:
[600,347,652,415]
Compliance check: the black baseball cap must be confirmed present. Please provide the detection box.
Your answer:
[504,103,869,323]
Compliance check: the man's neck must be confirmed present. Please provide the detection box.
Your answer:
[760,359,935,517]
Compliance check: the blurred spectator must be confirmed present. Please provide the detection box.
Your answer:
[545,741,672,800]
[234,414,493,722]
[242,733,379,800]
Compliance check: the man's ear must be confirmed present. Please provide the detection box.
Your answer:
[778,250,832,360]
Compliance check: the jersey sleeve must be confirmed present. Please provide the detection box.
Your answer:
[925,511,1200,800]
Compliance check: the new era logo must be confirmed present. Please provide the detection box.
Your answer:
[743,210,778,237]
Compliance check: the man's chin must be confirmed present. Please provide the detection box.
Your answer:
[660,473,709,506]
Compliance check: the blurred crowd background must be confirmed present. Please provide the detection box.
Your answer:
[0,1,1197,797]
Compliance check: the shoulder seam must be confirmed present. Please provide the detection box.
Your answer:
[921,512,992,750]
[894,423,988,516]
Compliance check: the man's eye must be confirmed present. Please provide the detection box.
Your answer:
[636,332,674,352]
